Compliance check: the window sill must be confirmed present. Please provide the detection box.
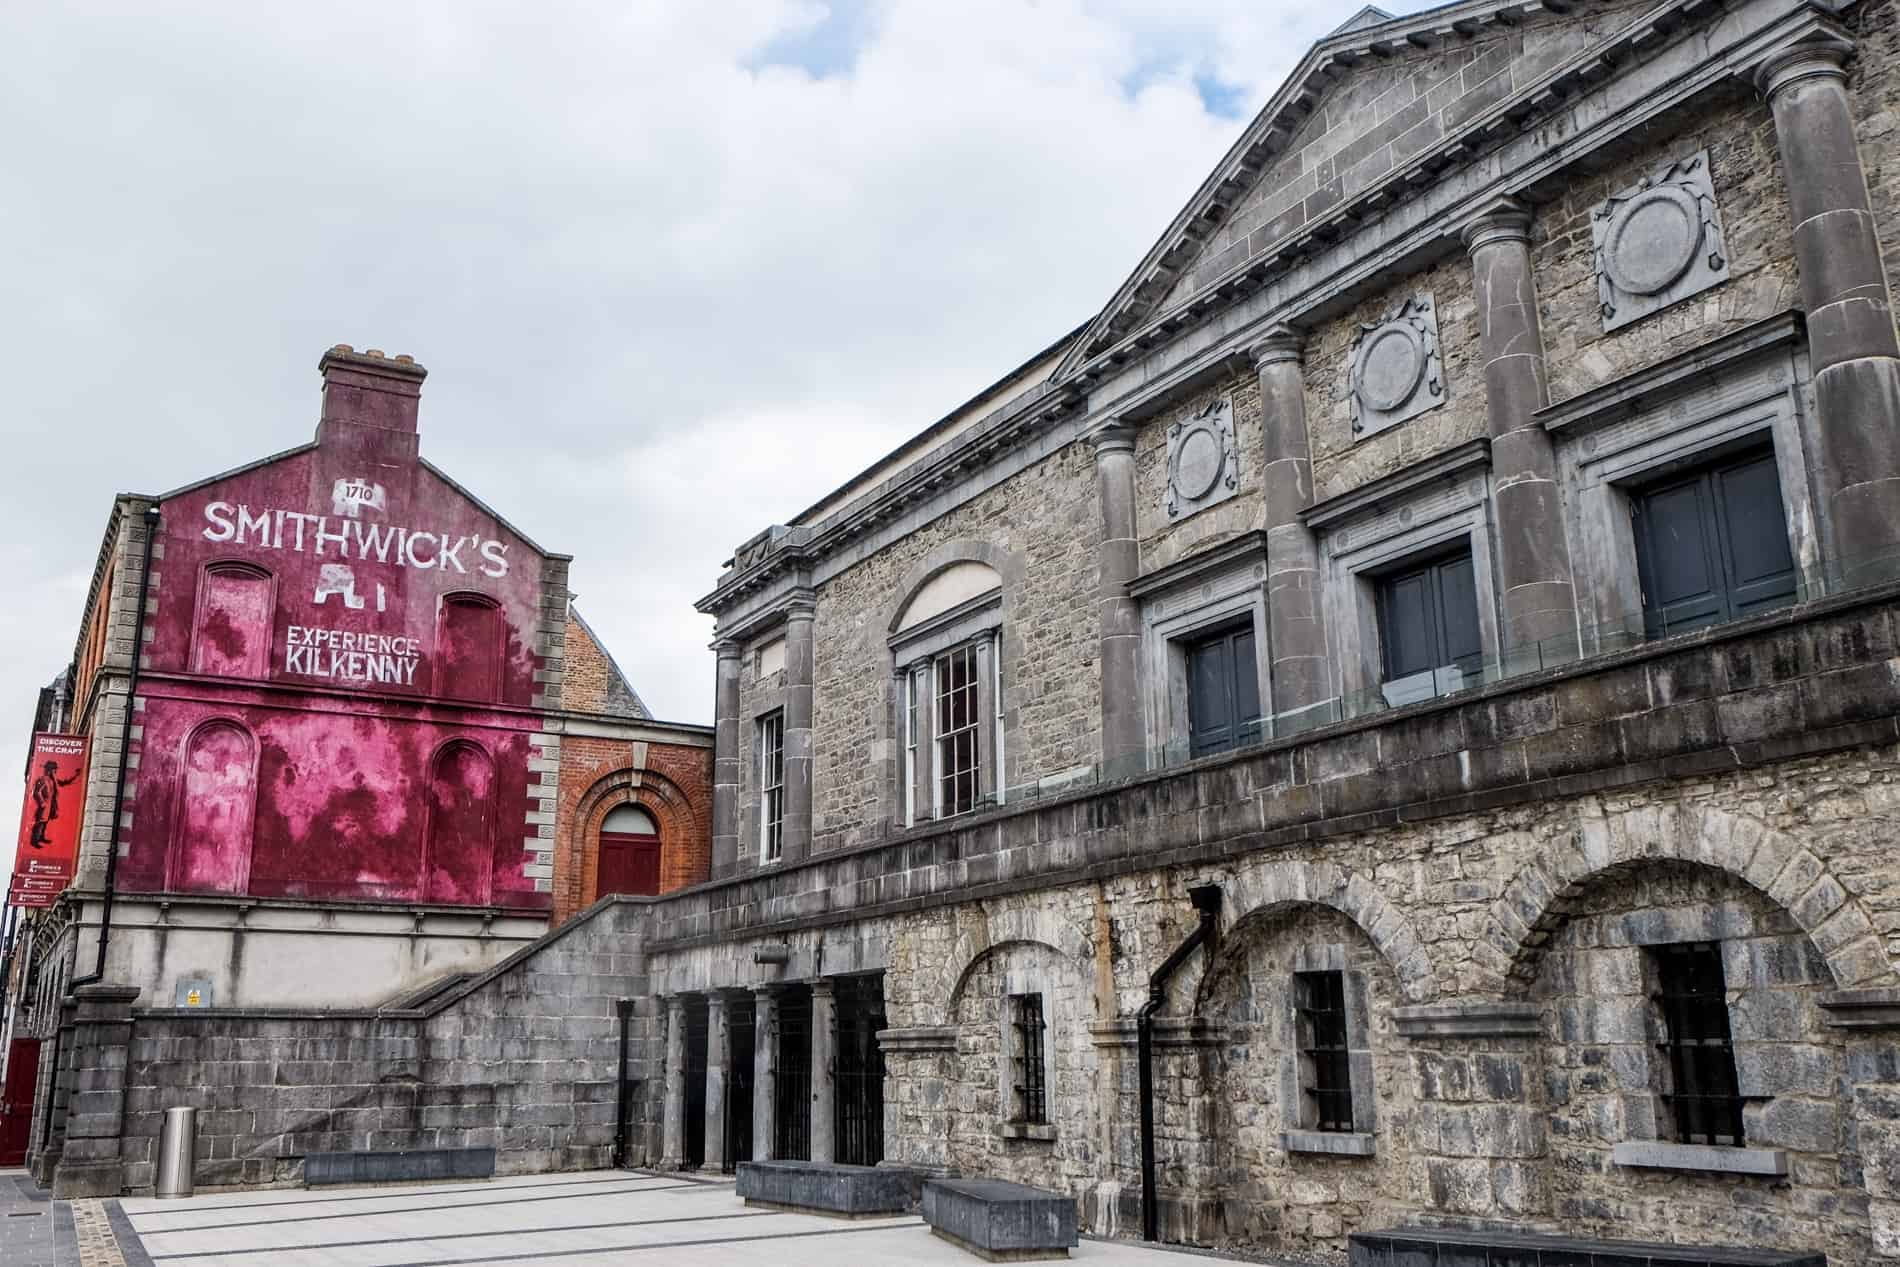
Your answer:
[998,1122,1057,1142]
[1283,1130,1375,1157]
[1611,1141,1788,1176]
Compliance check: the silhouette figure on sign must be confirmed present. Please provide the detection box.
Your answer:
[29,760,79,849]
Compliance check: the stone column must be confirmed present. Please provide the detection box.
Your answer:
[660,996,686,1170]
[701,993,728,1173]
[1820,989,1900,1258]
[51,983,140,1199]
[1091,422,1145,777]
[782,602,816,863]
[876,1027,958,1175]
[29,996,79,1187]
[752,987,777,1160]
[1251,328,1334,730]
[711,641,742,878]
[1757,40,1900,587]
[1463,198,1578,666]
[809,980,837,1163]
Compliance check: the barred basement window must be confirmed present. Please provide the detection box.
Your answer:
[935,643,982,819]
[758,712,784,864]
[1010,992,1048,1125]
[1297,971,1354,1133]
[1653,942,1746,1146]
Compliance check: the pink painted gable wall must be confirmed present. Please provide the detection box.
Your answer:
[117,350,556,909]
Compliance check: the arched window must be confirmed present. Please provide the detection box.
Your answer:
[597,803,660,898]
[436,593,504,702]
[191,562,274,679]
[168,721,257,893]
[891,560,1005,827]
[422,741,495,904]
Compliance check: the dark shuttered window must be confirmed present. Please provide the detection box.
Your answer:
[1632,447,1797,638]
[1186,622,1263,757]
[1376,548,1483,699]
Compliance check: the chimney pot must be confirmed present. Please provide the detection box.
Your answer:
[364,348,385,358]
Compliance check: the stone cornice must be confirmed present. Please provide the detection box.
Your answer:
[1061,0,1635,376]
[1070,0,1840,415]
[1128,531,1270,601]
[1392,1001,1543,1038]
[696,382,1081,620]
[877,1025,959,1053]
[1302,439,1491,531]
[1537,310,1805,436]
[1088,1017,1229,1049]
[1818,988,1900,1029]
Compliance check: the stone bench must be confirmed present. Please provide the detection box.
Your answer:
[1349,1227,1826,1267]
[734,1159,922,1218]
[922,1178,1078,1261]
[303,1147,495,1187]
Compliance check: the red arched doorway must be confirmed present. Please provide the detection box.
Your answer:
[597,804,660,898]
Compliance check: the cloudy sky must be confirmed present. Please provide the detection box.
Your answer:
[0,0,1422,878]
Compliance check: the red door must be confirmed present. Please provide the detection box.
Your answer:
[598,831,660,897]
[0,1038,42,1167]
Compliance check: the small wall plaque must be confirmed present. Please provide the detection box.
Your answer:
[1165,396,1240,520]
[174,977,213,1008]
[1593,150,1729,332]
[1348,293,1445,441]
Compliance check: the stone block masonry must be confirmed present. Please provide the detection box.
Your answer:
[111,896,655,1192]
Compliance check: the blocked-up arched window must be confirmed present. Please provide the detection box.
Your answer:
[423,741,495,904]
[436,593,504,703]
[169,720,257,893]
[191,562,274,679]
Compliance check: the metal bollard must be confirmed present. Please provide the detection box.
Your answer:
[155,1107,197,1199]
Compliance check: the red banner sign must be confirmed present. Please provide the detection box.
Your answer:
[11,733,88,906]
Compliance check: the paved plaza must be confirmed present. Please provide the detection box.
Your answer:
[0,1169,1264,1266]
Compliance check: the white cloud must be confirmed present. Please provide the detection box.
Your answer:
[0,0,1430,878]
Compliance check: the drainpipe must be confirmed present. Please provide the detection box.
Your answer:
[73,504,161,991]
[614,996,634,1168]
[1136,883,1222,1244]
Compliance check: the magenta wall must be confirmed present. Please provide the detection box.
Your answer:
[118,353,556,910]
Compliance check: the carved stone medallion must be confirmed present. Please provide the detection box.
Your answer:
[1593,150,1729,332]
[1165,396,1240,520]
[1349,293,1445,441]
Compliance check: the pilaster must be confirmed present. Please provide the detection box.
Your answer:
[710,641,742,879]
[1090,423,1144,777]
[1250,327,1334,730]
[1463,197,1578,664]
[782,601,816,864]
[1755,36,1900,588]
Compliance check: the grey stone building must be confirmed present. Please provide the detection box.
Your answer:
[15,0,1900,1262]
[669,0,1900,1261]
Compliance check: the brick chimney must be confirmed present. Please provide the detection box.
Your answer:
[316,345,427,456]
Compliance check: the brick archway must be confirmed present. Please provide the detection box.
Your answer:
[1486,801,1892,994]
[561,766,701,918]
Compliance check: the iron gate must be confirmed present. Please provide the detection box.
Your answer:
[833,974,887,1166]
[683,997,708,1169]
[773,985,812,1160]
[724,1001,754,1171]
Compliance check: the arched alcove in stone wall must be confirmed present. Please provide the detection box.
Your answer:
[1525,858,1870,1261]
[1194,902,1418,1258]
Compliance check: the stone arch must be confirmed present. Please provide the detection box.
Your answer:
[884,539,1023,636]
[1487,801,1892,993]
[1207,859,1439,1004]
[570,764,702,904]
[938,905,1095,1019]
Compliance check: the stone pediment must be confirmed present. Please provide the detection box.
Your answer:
[1058,0,1672,377]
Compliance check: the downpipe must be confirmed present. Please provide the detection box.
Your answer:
[1137,882,1221,1243]
[613,997,634,1168]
